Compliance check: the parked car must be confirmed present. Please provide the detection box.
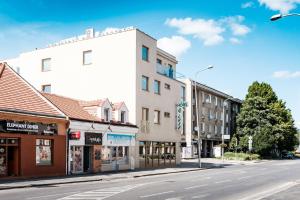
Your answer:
[282,151,294,159]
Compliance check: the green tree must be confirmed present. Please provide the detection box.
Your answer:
[237,82,298,157]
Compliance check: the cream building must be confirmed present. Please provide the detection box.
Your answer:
[5,27,186,168]
[181,78,241,158]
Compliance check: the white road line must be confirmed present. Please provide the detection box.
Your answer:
[140,191,174,198]
[238,176,252,180]
[215,180,231,184]
[238,182,299,200]
[192,193,210,199]
[26,192,78,199]
[184,184,208,190]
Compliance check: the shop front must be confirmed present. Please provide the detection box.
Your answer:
[0,118,67,178]
[69,131,102,174]
[139,141,176,168]
[101,133,136,171]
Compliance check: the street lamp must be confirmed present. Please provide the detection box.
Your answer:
[221,97,237,163]
[194,65,214,168]
[270,13,300,21]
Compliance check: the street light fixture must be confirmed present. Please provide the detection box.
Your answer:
[194,65,214,168]
[270,13,300,21]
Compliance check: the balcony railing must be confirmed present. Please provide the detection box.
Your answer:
[156,64,174,78]
[140,120,150,133]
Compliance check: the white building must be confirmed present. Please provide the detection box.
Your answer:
[6,27,186,168]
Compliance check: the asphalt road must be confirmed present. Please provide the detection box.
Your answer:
[0,159,300,200]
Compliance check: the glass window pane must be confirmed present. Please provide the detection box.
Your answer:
[42,58,51,72]
[142,46,149,61]
[142,76,148,91]
[154,80,160,94]
[42,85,51,93]
[83,50,92,65]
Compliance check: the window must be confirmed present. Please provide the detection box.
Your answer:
[42,84,51,93]
[36,139,52,166]
[142,107,149,121]
[164,83,170,90]
[164,112,170,118]
[121,111,126,123]
[83,50,92,65]
[154,110,160,124]
[201,122,205,132]
[104,108,110,122]
[142,46,149,61]
[142,76,149,91]
[215,125,218,134]
[154,80,160,94]
[42,58,51,72]
[181,86,186,101]
[156,59,162,64]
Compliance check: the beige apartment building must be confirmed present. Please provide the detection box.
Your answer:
[181,79,241,158]
[5,27,186,168]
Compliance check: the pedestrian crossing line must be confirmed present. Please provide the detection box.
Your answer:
[58,184,141,200]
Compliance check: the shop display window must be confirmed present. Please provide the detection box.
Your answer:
[36,139,52,166]
[70,146,83,173]
[101,146,129,165]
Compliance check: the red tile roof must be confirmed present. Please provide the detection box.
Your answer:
[43,93,100,122]
[0,63,65,118]
[43,93,138,128]
[112,102,124,111]
[79,99,104,107]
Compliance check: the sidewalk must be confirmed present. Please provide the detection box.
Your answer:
[0,158,264,190]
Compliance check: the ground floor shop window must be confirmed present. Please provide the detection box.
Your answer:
[139,141,176,168]
[70,146,83,173]
[102,146,129,165]
[36,139,52,166]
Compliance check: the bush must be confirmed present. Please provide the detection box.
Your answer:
[224,152,260,161]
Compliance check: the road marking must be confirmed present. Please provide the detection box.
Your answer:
[238,181,299,200]
[192,193,210,199]
[184,184,208,190]
[26,192,78,199]
[140,191,174,198]
[238,176,252,180]
[58,184,140,200]
[215,180,231,184]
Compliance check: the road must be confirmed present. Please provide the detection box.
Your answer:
[0,159,300,200]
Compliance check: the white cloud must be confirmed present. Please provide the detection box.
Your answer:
[221,16,251,36]
[157,36,191,58]
[165,16,251,46]
[295,121,300,129]
[242,1,254,8]
[273,70,300,78]
[230,37,242,44]
[165,18,225,46]
[258,0,300,14]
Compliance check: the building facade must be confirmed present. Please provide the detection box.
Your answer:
[43,93,139,174]
[0,63,68,178]
[181,79,241,158]
[5,27,186,168]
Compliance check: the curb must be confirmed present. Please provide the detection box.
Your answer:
[0,168,206,191]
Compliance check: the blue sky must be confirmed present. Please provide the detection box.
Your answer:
[0,0,300,128]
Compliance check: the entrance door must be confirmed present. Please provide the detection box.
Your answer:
[83,146,91,172]
[7,146,19,176]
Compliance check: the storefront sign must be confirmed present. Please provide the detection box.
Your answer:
[107,133,135,146]
[69,131,81,140]
[85,132,102,145]
[0,120,57,135]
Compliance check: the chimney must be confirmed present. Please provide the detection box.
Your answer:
[85,28,94,39]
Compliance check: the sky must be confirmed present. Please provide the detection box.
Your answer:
[0,0,299,128]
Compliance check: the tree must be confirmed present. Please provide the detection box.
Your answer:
[237,81,298,157]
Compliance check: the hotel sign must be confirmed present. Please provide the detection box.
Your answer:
[0,120,58,135]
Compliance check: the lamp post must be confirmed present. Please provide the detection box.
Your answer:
[194,65,214,168]
[270,13,300,21]
[221,97,237,163]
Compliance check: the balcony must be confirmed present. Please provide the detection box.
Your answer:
[140,120,150,133]
[156,64,175,79]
